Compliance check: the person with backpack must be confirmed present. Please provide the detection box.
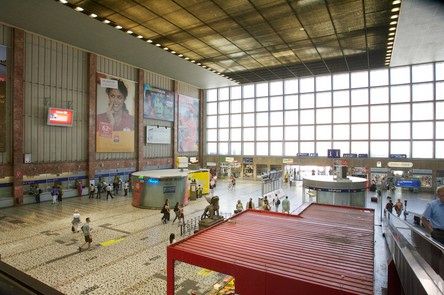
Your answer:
[78,217,92,252]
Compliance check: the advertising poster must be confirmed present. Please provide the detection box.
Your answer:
[47,108,74,127]
[146,125,171,144]
[178,94,199,153]
[143,84,174,121]
[96,73,135,152]
[0,45,6,152]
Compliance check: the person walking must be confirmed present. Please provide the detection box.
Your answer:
[274,194,281,212]
[385,199,394,214]
[394,198,403,217]
[71,209,81,233]
[172,202,180,223]
[161,199,170,224]
[246,198,255,209]
[282,196,290,214]
[89,183,95,199]
[422,186,444,244]
[124,180,129,196]
[57,186,63,203]
[78,217,92,252]
[51,186,58,204]
[76,180,83,197]
[169,233,176,244]
[105,183,114,200]
[263,199,271,211]
[96,181,102,199]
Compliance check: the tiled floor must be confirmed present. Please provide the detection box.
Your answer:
[0,179,435,294]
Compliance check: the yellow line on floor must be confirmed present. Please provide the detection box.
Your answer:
[99,237,125,247]
[198,268,214,277]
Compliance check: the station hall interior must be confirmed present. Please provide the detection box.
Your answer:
[1,0,444,294]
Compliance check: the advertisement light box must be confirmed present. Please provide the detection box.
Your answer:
[47,108,74,127]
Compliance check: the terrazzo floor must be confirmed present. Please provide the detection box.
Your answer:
[0,179,435,294]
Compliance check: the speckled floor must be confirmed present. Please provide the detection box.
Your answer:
[0,179,434,294]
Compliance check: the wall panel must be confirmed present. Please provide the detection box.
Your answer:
[0,24,12,165]
[24,32,88,163]
[177,81,200,157]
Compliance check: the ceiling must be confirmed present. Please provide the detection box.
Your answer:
[66,0,393,84]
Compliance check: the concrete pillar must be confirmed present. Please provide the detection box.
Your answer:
[136,69,144,171]
[87,53,97,182]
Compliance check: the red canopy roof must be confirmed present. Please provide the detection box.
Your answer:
[167,203,374,295]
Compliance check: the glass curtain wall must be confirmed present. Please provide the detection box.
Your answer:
[206,62,444,159]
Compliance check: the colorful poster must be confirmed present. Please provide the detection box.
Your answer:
[96,73,135,152]
[143,84,174,121]
[178,94,199,153]
[0,45,6,152]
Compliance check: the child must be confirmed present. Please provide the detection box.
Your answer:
[71,209,81,232]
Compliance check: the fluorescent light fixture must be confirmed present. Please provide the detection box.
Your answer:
[127,30,133,34]
[147,39,153,43]
[299,28,305,31]
[185,57,190,60]
[115,25,122,29]
[387,45,393,49]
[196,63,201,65]
[178,54,183,57]
[59,0,68,3]
[89,13,97,18]
[388,37,394,41]
[163,47,169,50]
[389,27,396,31]
[191,60,195,63]
[391,14,398,19]
[75,7,84,11]
[137,35,143,39]
[387,41,394,45]
[393,0,401,4]
[156,43,161,47]
[103,19,110,24]
[171,51,176,54]
[202,65,207,68]
[389,32,395,36]
[391,7,400,12]
[390,21,397,25]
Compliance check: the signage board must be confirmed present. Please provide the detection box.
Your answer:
[47,108,74,127]
[242,157,253,164]
[343,153,357,158]
[309,153,318,157]
[176,157,188,168]
[100,78,118,89]
[225,157,234,163]
[387,162,413,168]
[206,162,217,167]
[358,154,369,158]
[297,153,309,157]
[327,149,341,158]
[282,158,294,164]
[390,154,407,159]
[146,125,171,144]
[396,179,421,188]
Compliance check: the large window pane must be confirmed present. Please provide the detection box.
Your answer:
[412,102,433,120]
[285,142,298,156]
[256,97,268,112]
[391,85,410,103]
[219,115,229,127]
[270,142,283,156]
[207,129,217,141]
[351,141,368,154]
[412,83,434,101]
[207,116,217,128]
[437,62,444,80]
[412,122,433,139]
[231,100,241,113]
[270,81,283,95]
[230,86,241,99]
[231,142,242,155]
[333,124,349,140]
[351,89,369,105]
[391,141,410,157]
[371,123,389,139]
[333,141,349,154]
[351,71,368,88]
[230,114,241,127]
[270,96,283,110]
[285,95,298,109]
[437,141,444,158]
[256,83,268,96]
[390,66,410,84]
[391,104,410,121]
[300,126,314,140]
[437,82,444,100]
[351,124,369,140]
[218,101,229,114]
[300,109,314,124]
[370,69,389,86]
[412,64,433,82]
[316,125,332,140]
[370,87,388,104]
[207,89,217,102]
[316,142,331,156]
[243,113,254,127]
[285,126,298,140]
[285,79,298,94]
[351,106,369,123]
[316,108,332,124]
[316,92,331,108]
[218,129,229,141]
[270,111,283,126]
[300,77,314,93]
[412,141,433,158]
[316,75,331,91]
[256,112,269,126]
[231,128,241,141]
[300,141,315,153]
[256,127,268,140]
[300,93,315,109]
[436,102,444,119]
[243,84,254,98]
[333,90,349,106]
[371,105,389,122]
[333,107,349,123]
[207,102,217,115]
[207,143,217,154]
[219,142,228,155]
[285,110,298,125]
[243,99,254,112]
[371,142,388,157]
[391,122,410,139]
[243,142,254,155]
[219,87,229,100]
[333,73,349,89]
[270,127,283,141]
[256,142,268,156]
[243,128,254,141]
[437,122,444,139]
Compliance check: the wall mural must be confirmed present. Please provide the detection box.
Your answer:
[96,73,135,152]
[143,84,174,121]
[0,45,6,153]
[178,94,199,153]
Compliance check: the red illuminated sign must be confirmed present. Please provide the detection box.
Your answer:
[47,108,74,127]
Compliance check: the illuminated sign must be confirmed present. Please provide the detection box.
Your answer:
[47,108,74,127]
[147,178,159,184]
[327,149,341,158]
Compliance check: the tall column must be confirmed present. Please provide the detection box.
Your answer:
[173,81,179,168]
[87,53,97,182]
[136,69,144,171]
[199,89,205,167]
[12,28,25,205]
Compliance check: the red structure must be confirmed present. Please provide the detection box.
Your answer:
[167,204,374,295]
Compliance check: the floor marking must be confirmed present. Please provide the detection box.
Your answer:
[99,237,125,247]
[198,268,214,277]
